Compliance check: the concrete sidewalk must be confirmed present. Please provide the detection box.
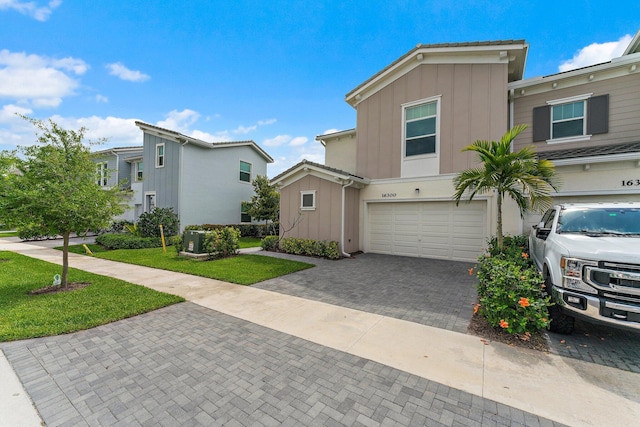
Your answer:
[1,240,639,426]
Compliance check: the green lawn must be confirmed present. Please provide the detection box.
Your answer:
[91,247,312,285]
[0,231,18,238]
[239,237,262,248]
[0,251,184,342]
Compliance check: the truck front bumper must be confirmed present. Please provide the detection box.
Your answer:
[553,286,640,332]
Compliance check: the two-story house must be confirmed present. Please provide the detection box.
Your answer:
[273,30,640,262]
[135,121,274,229]
[92,146,144,222]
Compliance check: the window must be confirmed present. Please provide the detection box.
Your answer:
[552,101,585,139]
[532,94,609,143]
[135,161,143,181]
[404,101,437,157]
[241,203,251,223]
[96,162,108,187]
[300,190,316,210]
[240,161,251,182]
[155,143,164,168]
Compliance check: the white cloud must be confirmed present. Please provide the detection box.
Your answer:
[0,49,87,107]
[0,0,62,22]
[559,34,633,72]
[95,94,108,103]
[106,62,150,82]
[156,109,199,132]
[321,128,340,135]
[263,134,291,147]
[289,136,307,147]
[258,118,277,126]
[233,124,257,134]
[266,137,325,177]
[48,114,141,146]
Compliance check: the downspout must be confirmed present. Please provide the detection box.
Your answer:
[509,89,515,136]
[341,179,355,258]
[179,140,188,233]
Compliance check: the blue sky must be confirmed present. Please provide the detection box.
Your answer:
[1,1,638,176]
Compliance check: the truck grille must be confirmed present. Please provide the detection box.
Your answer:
[586,262,640,297]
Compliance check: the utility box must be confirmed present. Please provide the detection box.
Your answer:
[183,230,206,254]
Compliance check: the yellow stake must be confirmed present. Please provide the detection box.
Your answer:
[160,224,166,253]
[82,244,93,255]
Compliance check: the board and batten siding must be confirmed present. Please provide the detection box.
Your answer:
[512,73,640,152]
[142,134,180,213]
[355,63,509,179]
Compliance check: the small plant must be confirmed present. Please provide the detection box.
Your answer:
[279,237,341,260]
[124,222,142,237]
[261,235,279,251]
[137,207,179,238]
[170,234,183,255]
[204,227,240,258]
[95,233,162,250]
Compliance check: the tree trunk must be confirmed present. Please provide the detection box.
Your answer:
[496,193,503,250]
[61,231,70,288]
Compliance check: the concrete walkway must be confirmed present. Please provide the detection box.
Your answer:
[1,240,640,426]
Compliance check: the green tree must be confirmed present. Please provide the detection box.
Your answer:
[452,124,560,249]
[245,175,279,235]
[0,116,125,288]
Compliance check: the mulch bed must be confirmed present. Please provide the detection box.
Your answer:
[467,312,550,352]
[29,282,91,295]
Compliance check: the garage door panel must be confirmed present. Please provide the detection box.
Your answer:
[367,201,487,262]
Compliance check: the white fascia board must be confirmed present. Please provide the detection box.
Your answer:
[552,152,640,167]
[315,129,357,146]
[273,164,367,188]
[623,29,640,55]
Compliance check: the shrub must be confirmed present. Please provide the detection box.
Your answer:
[168,234,182,254]
[203,227,240,258]
[261,235,279,251]
[107,220,134,234]
[96,233,162,250]
[137,207,179,238]
[17,223,56,240]
[279,237,341,260]
[474,235,551,336]
[185,223,278,237]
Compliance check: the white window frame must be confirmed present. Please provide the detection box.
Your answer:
[300,190,316,211]
[155,143,165,168]
[402,96,441,159]
[96,162,108,187]
[546,93,592,144]
[135,161,143,182]
[239,160,252,183]
[144,191,156,213]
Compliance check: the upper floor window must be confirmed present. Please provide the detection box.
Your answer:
[300,190,316,210]
[155,143,164,168]
[135,161,143,181]
[404,100,437,157]
[96,162,108,187]
[240,161,251,182]
[533,94,609,143]
[552,101,585,139]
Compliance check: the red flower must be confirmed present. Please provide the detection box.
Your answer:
[499,319,509,329]
[521,252,529,259]
[518,297,530,308]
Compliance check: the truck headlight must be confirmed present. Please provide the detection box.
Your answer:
[560,257,597,294]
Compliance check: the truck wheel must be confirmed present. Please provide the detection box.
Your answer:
[544,274,575,334]
[548,303,575,334]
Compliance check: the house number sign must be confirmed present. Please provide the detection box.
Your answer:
[621,179,640,187]
[381,193,397,198]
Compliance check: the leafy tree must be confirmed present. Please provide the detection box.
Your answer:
[0,116,125,288]
[452,124,560,249]
[245,175,279,235]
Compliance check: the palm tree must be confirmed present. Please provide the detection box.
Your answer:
[452,124,560,250]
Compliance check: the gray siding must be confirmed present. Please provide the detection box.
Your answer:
[92,155,118,187]
[142,134,180,214]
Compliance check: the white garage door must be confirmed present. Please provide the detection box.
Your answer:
[367,201,487,262]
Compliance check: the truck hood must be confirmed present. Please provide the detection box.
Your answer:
[554,234,640,264]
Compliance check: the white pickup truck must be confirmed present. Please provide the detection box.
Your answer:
[529,203,640,334]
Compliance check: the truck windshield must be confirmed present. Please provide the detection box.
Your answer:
[557,207,640,235]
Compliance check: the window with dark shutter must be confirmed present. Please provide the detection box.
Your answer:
[587,94,609,135]
[532,106,550,142]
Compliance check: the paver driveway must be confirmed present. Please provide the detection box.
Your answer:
[255,252,640,374]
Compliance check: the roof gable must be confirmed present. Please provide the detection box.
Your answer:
[135,121,273,163]
[271,159,368,188]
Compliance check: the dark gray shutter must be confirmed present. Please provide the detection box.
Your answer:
[532,105,550,142]
[587,94,609,135]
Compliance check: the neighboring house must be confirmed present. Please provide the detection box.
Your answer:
[92,146,144,222]
[135,121,274,229]
[273,30,640,262]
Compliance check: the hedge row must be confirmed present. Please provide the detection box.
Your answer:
[95,233,163,250]
[274,237,341,260]
[185,223,278,237]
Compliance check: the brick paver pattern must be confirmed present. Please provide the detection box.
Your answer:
[2,303,564,427]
